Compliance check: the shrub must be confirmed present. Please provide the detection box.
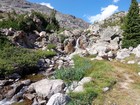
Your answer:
[0,11,60,32]
[46,10,60,32]
[54,56,92,82]
[0,36,56,75]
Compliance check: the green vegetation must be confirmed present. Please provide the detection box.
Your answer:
[0,35,56,76]
[55,56,116,105]
[0,10,59,32]
[47,43,56,50]
[55,56,93,82]
[122,0,140,48]
[68,91,97,105]
[46,10,60,32]
[68,60,116,105]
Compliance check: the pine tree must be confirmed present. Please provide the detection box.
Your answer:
[122,0,140,48]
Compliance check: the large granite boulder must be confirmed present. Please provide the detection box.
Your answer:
[46,93,70,105]
[28,79,65,99]
[116,48,131,60]
[132,44,140,58]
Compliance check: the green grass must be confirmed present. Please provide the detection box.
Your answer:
[68,91,97,105]
[54,56,93,82]
[68,60,116,105]
[55,56,116,105]
[47,44,56,50]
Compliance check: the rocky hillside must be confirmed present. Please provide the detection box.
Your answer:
[0,0,89,29]
[1,2,140,105]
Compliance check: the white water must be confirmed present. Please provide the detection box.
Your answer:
[75,37,80,49]
[0,99,15,105]
[0,86,28,105]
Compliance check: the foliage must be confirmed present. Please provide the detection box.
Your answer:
[0,10,60,32]
[63,58,116,105]
[46,10,60,32]
[0,36,56,75]
[47,44,56,50]
[122,0,140,48]
[68,91,97,105]
[58,34,67,43]
[54,56,92,82]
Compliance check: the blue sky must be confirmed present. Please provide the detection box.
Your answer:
[27,0,140,23]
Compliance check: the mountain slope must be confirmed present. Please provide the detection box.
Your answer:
[0,0,89,29]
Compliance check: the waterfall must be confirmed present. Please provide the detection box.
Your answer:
[75,37,80,49]
[0,86,28,105]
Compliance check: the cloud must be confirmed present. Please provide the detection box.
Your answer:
[40,2,54,9]
[113,0,120,3]
[88,5,118,23]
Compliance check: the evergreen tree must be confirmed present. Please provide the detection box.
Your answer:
[46,10,60,32]
[122,0,140,48]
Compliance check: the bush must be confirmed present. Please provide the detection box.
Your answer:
[0,36,56,75]
[54,56,93,82]
[0,11,60,32]
[46,10,60,32]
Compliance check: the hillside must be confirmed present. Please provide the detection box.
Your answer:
[0,0,89,29]
[0,1,140,105]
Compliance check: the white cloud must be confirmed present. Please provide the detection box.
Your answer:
[113,0,120,3]
[40,2,54,9]
[88,5,118,23]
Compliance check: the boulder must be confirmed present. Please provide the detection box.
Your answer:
[21,79,31,86]
[108,42,119,51]
[127,60,135,64]
[46,93,70,105]
[28,79,65,99]
[39,31,47,37]
[73,77,92,92]
[132,44,140,58]
[102,87,110,92]
[107,51,115,59]
[95,44,108,53]
[66,81,78,93]
[86,48,98,55]
[116,49,130,60]
[78,77,92,85]
[5,28,14,36]
[64,42,75,54]
[60,30,73,37]
[0,80,9,86]
[24,93,35,100]
[73,85,84,92]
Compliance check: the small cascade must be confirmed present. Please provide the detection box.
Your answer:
[75,37,80,49]
[0,98,14,105]
[0,86,28,105]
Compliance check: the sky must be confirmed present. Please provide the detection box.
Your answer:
[27,0,140,23]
